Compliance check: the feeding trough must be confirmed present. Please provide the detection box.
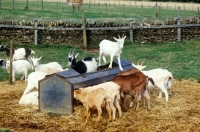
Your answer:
[38,60,135,115]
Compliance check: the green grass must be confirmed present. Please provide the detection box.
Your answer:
[0,0,198,21]
[0,37,200,82]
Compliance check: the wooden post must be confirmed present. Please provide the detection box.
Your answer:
[42,1,44,11]
[9,41,13,85]
[130,20,133,43]
[57,1,58,12]
[141,5,143,16]
[178,6,180,16]
[177,18,181,42]
[82,14,87,48]
[106,3,107,14]
[158,6,161,18]
[123,4,124,15]
[34,19,38,45]
[198,7,200,15]
[27,0,29,10]
[0,0,1,9]
[12,0,15,9]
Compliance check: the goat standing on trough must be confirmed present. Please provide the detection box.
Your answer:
[67,49,97,74]
[132,62,173,102]
[0,44,35,62]
[5,59,32,82]
[74,88,112,123]
[99,34,126,71]
[78,81,122,121]
[31,56,63,71]
[112,68,154,111]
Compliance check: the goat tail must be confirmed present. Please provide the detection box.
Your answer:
[148,77,155,86]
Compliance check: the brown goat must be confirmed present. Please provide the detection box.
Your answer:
[112,68,154,111]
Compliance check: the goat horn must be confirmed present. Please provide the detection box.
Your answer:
[72,48,75,55]
[122,34,125,38]
[68,49,72,55]
[118,34,121,39]
[141,61,144,65]
[137,60,139,65]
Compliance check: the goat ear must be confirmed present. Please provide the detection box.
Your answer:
[75,53,79,58]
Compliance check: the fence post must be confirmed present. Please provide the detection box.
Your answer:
[12,0,15,9]
[130,20,133,43]
[34,20,38,45]
[0,0,1,9]
[177,18,181,42]
[82,14,87,48]
[42,1,44,11]
[141,5,143,16]
[9,41,13,85]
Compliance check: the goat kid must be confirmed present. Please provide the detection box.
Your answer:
[132,62,173,102]
[74,88,112,123]
[19,91,38,106]
[67,49,97,74]
[78,81,122,121]
[99,34,126,71]
[6,59,32,82]
[0,44,35,61]
[31,56,63,71]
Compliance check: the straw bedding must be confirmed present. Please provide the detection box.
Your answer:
[0,79,200,132]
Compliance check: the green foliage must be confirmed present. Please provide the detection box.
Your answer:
[0,38,200,82]
[0,129,10,132]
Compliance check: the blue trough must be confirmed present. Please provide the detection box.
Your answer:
[38,60,135,115]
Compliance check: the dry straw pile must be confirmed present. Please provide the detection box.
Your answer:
[0,79,200,131]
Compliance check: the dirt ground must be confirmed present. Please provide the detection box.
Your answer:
[0,78,200,131]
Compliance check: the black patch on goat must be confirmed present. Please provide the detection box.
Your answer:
[25,48,31,59]
[72,61,87,74]
[0,60,6,67]
[83,57,93,61]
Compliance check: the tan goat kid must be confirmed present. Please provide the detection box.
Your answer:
[74,88,112,123]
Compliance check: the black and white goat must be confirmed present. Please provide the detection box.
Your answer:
[0,44,35,61]
[67,49,97,74]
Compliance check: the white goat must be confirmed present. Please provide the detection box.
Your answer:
[99,35,126,71]
[39,66,65,75]
[6,59,32,82]
[23,71,47,96]
[31,56,63,71]
[19,91,38,105]
[132,62,173,102]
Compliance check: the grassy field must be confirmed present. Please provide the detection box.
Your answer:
[0,0,198,21]
[0,37,200,82]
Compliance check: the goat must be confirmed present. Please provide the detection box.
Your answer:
[74,88,112,123]
[99,34,126,71]
[31,56,63,71]
[0,44,35,62]
[22,71,47,95]
[0,59,6,67]
[5,59,32,82]
[78,81,122,121]
[38,66,65,75]
[132,62,173,102]
[67,49,97,74]
[112,68,154,111]
[19,91,38,105]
